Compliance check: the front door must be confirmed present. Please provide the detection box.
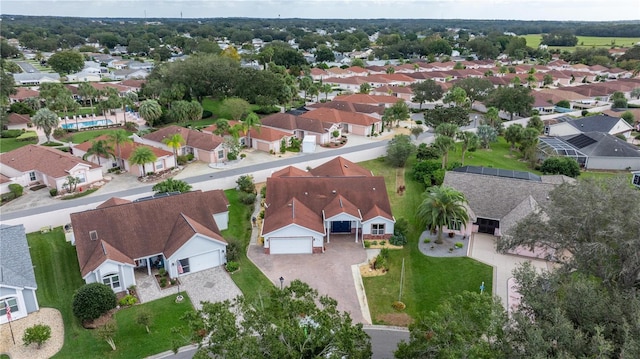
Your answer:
[331,221,351,233]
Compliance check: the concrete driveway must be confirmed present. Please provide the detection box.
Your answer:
[248,236,368,323]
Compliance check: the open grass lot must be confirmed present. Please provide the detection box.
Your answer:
[66,128,133,144]
[450,136,541,173]
[28,229,192,358]
[0,136,38,152]
[221,189,274,305]
[522,34,640,51]
[360,158,493,324]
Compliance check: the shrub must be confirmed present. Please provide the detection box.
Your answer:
[22,324,52,349]
[118,294,138,307]
[540,157,581,178]
[158,268,167,277]
[455,242,464,249]
[380,240,386,246]
[16,131,38,141]
[227,152,237,161]
[176,155,188,165]
[424,238,431,243]
[391,301,406,311]
[226,261,239,272]
[414,120,423,125]
[236,175,256,194]
[389,233,407,246]
[380,248,390,259]
[201,110,213,118]
[0,129,23,138]
[72,283,117,322]
[259,210,265,219]
[135,310,153,334]
[373,254,387,270]
[49,188,58,197]
[8,183,23,197]
[581,110,589,116]
[394,218,409,237]
[124,122,138,131]
[225,240,240,262]
[372,241,378,245]
[260,185,266,198]
[160,277,167,287]
[186,153,194,161]
[238,191,257,205]
[240,153,246,159]
[53,128,67,139]
[364,241,371,248]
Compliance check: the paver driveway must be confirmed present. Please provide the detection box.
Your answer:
[248,235,368,323]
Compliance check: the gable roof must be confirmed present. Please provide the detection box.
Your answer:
[96,197,132,209]
[260,112,331,133]
[300,107,380,126]
[561,131,640,158]
[0,145,100,178]
[272,166,313,178]
[568,114,632,133]
[143,125,224,151]
[74,135,172,159]
[9,87,40,101]
[71,190,229,277]
[0,224,37,289]
[333,94,403,105]
[307,100,385,115]
[309,156,373,177]
[7,113,31,126]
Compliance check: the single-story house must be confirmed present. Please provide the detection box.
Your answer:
[538,132,640,170]
[134,125,228,165]
[544,114,633,138]
[0,145,104,192]
[260,112,339,145]
[202,122,293,154]
[0,224,39,324]
[443,166,573,237]
[70,190,230,293]
[261,157,394,254]
[72,135,175,176]
[306,101,385,118]
[300,107,383,137]
[8,87,39,104]
[12,73,60,86]
[66,71,102,83]
[5,113,31,130]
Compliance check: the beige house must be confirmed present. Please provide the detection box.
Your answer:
[135,125,228,165]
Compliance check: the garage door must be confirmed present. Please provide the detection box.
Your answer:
[270,237,313,254]
[183,250,222,274]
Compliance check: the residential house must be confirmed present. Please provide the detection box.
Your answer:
[260,112,338,145]
[300,107,383,136]
[261,157,394,254]
[0,145,104,192]
[8,87,39,104]
[12,73,60,86]
[306,101,385,118]
[5,113,31,130]
[371,85,414,101]
[443,166,572,237]
[332,94,403,107]
[0,224,39,324]
[110,69,149,81]
[66,70,102,82]
[538,132,640,170]
[202,122,292,154]
[544,114,633,138]
[70,190,229,293]
[135,125,228,165]
[72,135,175,176]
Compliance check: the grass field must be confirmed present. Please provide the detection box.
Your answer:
[27,228,192,358]
[522,34,640,51]
[360,158,493,324]
[0,136,38,152]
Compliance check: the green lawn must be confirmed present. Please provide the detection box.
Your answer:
[522,34,640,51]
[221,189,274,306]
[450,136,541,174]
[0,136,38,152]
[67,129,133,144]
[360,158,494,324]
[28,229,192,358]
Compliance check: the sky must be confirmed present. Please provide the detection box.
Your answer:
[1,0,639,21]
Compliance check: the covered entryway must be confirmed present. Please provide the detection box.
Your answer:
[179,250,222,274]
[269,237,313,254]
[475,218,500,235]
[331,220,351,233]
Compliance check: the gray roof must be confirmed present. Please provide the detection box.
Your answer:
[0,224,37,289]
[452,166,541,182]
[561,132,640,158]
[443,171,558,222]
[13,73,60,82]
[569,114,626,133]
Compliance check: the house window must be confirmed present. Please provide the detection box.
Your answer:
[102,273,121,290]
[75,173,86,184]
[448,220,462,231]
[179,258,191,273]
[0,297,18,316]
[29,171,36,181]
[372,223,385,235]
[217,150,225,160]
[155,161,164,170]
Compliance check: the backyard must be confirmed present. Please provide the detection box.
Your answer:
[0,135,38,152]
[521,34,640,51]
[27,229,193,358]
[360,157,494,325]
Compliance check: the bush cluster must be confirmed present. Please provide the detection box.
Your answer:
[118,294,138,307]
[225,261,239,272]
[72,283,117,322]
[1,129,24,138]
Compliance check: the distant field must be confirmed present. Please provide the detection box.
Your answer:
[523,34,640,51]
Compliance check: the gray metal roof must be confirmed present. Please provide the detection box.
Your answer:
[0,224,37,289]
[561,132,640,158]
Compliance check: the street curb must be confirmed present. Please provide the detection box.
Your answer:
[144,344,199,359]
[363,324,410,332]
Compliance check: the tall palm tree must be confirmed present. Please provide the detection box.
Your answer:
[121,92,138,124]
[457,131,479,166]
[78,82,98,114]
[83,139,115,166]
[31,108,59,142]
[107,129,133,168]
[162,133,185,165]
[241,112,261,147]
[138,99,162,127]
[129,146,157,176]
[433,135,456,169]
[321,83,333,101]
[416,186,469,244]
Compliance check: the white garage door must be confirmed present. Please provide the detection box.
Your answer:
[270,237,313,254]
[186,250,222,273]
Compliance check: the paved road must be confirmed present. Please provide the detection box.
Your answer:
[149,326,409,359]
[16,61,39,73]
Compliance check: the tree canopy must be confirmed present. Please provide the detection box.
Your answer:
[386,134,415,168]
[423,105,470,128]
[486,86,534,121]
[416,185,469,244]
[47,50,84,75]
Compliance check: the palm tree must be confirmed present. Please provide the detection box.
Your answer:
[162,133,185,165]
[138,100,162,127]
[241,112,261,147]
[78,82,98,114]
[107,129,133,168]
[416,186,469,244]
[129,146,157,176]
[321,83,333,101]
[31,108,59,142]
[121,92,138,124]
[457,131,479,165]
[433,135,456,169]
[83,139,115,166]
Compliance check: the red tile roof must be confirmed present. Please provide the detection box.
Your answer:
[143,125,224,151]
[307,101,385,115]
[9,87,39,101]
[309,156,373,177]
[300,107,380,126]
[333,94,403,105]
[75,134,172,159]
[7,113,31,125]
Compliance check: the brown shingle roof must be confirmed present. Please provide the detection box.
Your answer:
[272,166,313,178]
[333,94,403,105]
[72,190,228,277]
[309,156,373,177]
[260,113,329,133]
[300,107,380,126]
[9,87,39,101]
[0,145,100,178]
[74,134,172,159]
[143,125,224,151]
[7,113,31,125]
[96,197,132,209]
[307,101,385,115]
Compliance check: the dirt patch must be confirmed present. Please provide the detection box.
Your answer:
[83,308,116,329]
[359,263,387,277]
[376,313,413,327]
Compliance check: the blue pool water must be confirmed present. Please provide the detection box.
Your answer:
[61,119,113,130]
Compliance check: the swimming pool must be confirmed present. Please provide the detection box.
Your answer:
[61,119,113,130]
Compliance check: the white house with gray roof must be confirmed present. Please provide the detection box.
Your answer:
[0,224,39,324]
[544,114,633,139]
